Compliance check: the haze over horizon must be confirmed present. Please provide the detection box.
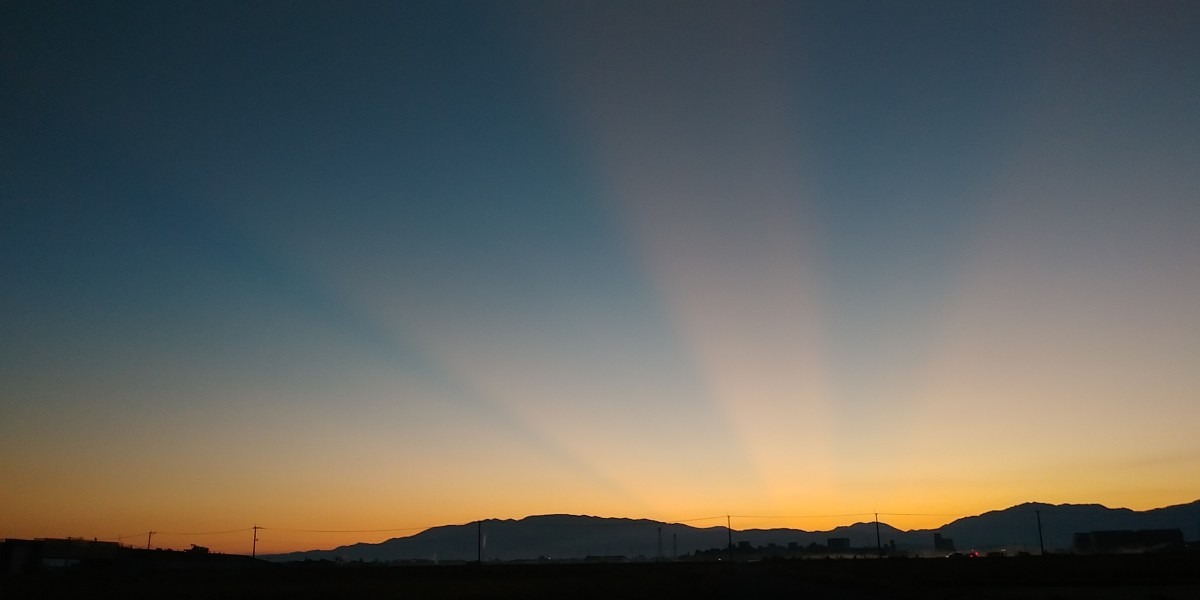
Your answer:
[3,1,1199,554]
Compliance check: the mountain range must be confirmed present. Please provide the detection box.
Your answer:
[266,500,1200,562]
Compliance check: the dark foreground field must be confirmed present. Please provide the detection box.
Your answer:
[4,554,1199,599]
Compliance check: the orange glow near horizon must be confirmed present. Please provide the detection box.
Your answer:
[8,489,1200,555]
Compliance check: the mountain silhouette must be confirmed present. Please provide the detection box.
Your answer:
[265,500,1199,562]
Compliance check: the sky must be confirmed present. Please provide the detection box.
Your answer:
[2,0,1199,554]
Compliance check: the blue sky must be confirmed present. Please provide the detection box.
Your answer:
[3,1,1199,550]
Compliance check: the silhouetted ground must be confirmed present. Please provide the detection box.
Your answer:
[3,554,1198,599]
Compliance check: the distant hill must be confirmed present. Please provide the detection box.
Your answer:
[932,501,1200,552]
[264,500,1199,562]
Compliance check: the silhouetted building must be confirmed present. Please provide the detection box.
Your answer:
[1,538,258,573]
[827,537,850,551]
[1,538,121,573]
[3,539,42,574]
[1073,529,1183,554]
[934,533,956,552]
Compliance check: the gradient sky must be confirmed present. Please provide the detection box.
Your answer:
[3,0,1199,554]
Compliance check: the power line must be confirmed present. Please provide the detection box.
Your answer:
[262,526,429,534]
[732,513,875,520]
[672,515,728,523]
[75,505,1106,551]
[96,533,140,542]
[156,527,254,536]
[877,512,972,517]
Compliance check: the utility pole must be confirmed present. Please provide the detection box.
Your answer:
[477,520,482,564]
[875,513,883,558]
[252,525,261,558]
[726,515,733,563]
[1036,510,1045,555]
[146,531,155,550]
